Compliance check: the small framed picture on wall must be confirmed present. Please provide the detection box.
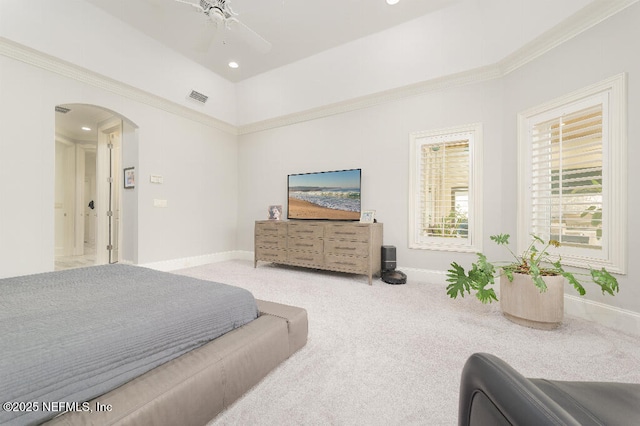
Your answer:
[268,205,283,220]
[360,210,375,223]
[124,167,135,189]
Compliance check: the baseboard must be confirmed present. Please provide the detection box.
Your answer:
[140,251,253,272]
[400,267,448,286]
[401,265,640,337]
[564,295,640,337]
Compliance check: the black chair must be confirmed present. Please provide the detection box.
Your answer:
[458,352,640,426]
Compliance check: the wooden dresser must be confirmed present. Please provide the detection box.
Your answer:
[254,220,383,285]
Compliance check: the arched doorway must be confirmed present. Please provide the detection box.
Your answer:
[54,104,138,270]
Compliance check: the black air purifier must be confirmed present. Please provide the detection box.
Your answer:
[381,245,407,285]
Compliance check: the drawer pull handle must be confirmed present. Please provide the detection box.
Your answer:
[296,257,314,262]
[335,246,356,250]
[335,232,356,235]
[295,243,314,247]
[335,261,356,266]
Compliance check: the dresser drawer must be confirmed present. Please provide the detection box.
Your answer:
[325,224,370,242]
[255,247,287,263]
[256,235,287,249]
[288,223,324,239]
[287,251,324,266]
[325,254,369,274]
[255,221,287,237]
[287,237,323,253]
[324,239,369,257]
[255,220,383,285]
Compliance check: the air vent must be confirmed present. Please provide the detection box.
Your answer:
[188,90,209,104]
[55,106,71,113]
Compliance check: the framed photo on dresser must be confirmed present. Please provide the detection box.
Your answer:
[360,210,375,223]
[268,205,283,220]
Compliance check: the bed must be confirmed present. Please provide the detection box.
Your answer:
[0,264,308,426]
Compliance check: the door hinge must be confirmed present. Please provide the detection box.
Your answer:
[107,177,113,183]
[107,244,113,250]
[107,143,114,150]
[107,211,113,217]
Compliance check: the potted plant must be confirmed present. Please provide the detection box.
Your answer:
[446,234,619,329]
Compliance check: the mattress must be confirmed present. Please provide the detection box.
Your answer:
[0,264,258,426]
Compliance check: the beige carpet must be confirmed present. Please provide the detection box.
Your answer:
[176,260,640,426]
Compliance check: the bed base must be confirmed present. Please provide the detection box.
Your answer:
[44,300,308,426]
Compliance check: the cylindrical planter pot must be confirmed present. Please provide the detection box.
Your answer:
[499,273,565,330]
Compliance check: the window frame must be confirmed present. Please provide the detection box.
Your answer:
[409,123,483,253]
[517,73,627,274]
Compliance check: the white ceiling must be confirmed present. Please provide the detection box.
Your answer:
[79,0,487,83]
[56,104,115,142]
[57,0,598,134]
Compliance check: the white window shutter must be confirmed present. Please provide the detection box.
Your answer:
[518,73,626,273]
[530,104,604,250]
[409,123,482,253]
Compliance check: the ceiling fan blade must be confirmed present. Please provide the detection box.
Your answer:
[193,23,223,53]
[171,0,203,12]
[228,19,272,54]
[160,0,217,53]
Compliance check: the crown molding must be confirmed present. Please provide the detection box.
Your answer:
[0,36,237,135]
[499,0,639,75]
[1,0,637,136]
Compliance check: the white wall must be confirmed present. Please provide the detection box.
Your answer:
[0,56,55,277]
[237,2,640,317]
[237,79,505,274]
[135,109,238,265]
[0,54,238,277]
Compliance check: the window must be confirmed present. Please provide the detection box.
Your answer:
[409,123,482,252]
[518,74,627,273]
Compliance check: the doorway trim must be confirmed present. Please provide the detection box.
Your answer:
[96,117,123,265]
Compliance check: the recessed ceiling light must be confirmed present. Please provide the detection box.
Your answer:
[81,127,91,131]
[228,61,239,69]
[386,0,400,5]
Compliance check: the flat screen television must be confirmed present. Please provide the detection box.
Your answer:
[287,168,361,220]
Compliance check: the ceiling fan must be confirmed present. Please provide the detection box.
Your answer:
[172,0,272,54]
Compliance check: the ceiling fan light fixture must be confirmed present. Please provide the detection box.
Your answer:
[386,0,400,5]
[209,7,225,23]
[228,61,239,69]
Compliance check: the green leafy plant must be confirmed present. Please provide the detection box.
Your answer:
[580,205,602,239]
[446,234,619,304]
[429,209,468,237]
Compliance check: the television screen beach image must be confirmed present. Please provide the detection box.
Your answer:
[288,169,361,220]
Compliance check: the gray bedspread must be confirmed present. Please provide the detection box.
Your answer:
[0,264,258,426]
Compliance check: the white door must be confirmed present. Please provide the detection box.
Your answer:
[54,140,75,256]
[84,151,97,246]
[73,144,86,256]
